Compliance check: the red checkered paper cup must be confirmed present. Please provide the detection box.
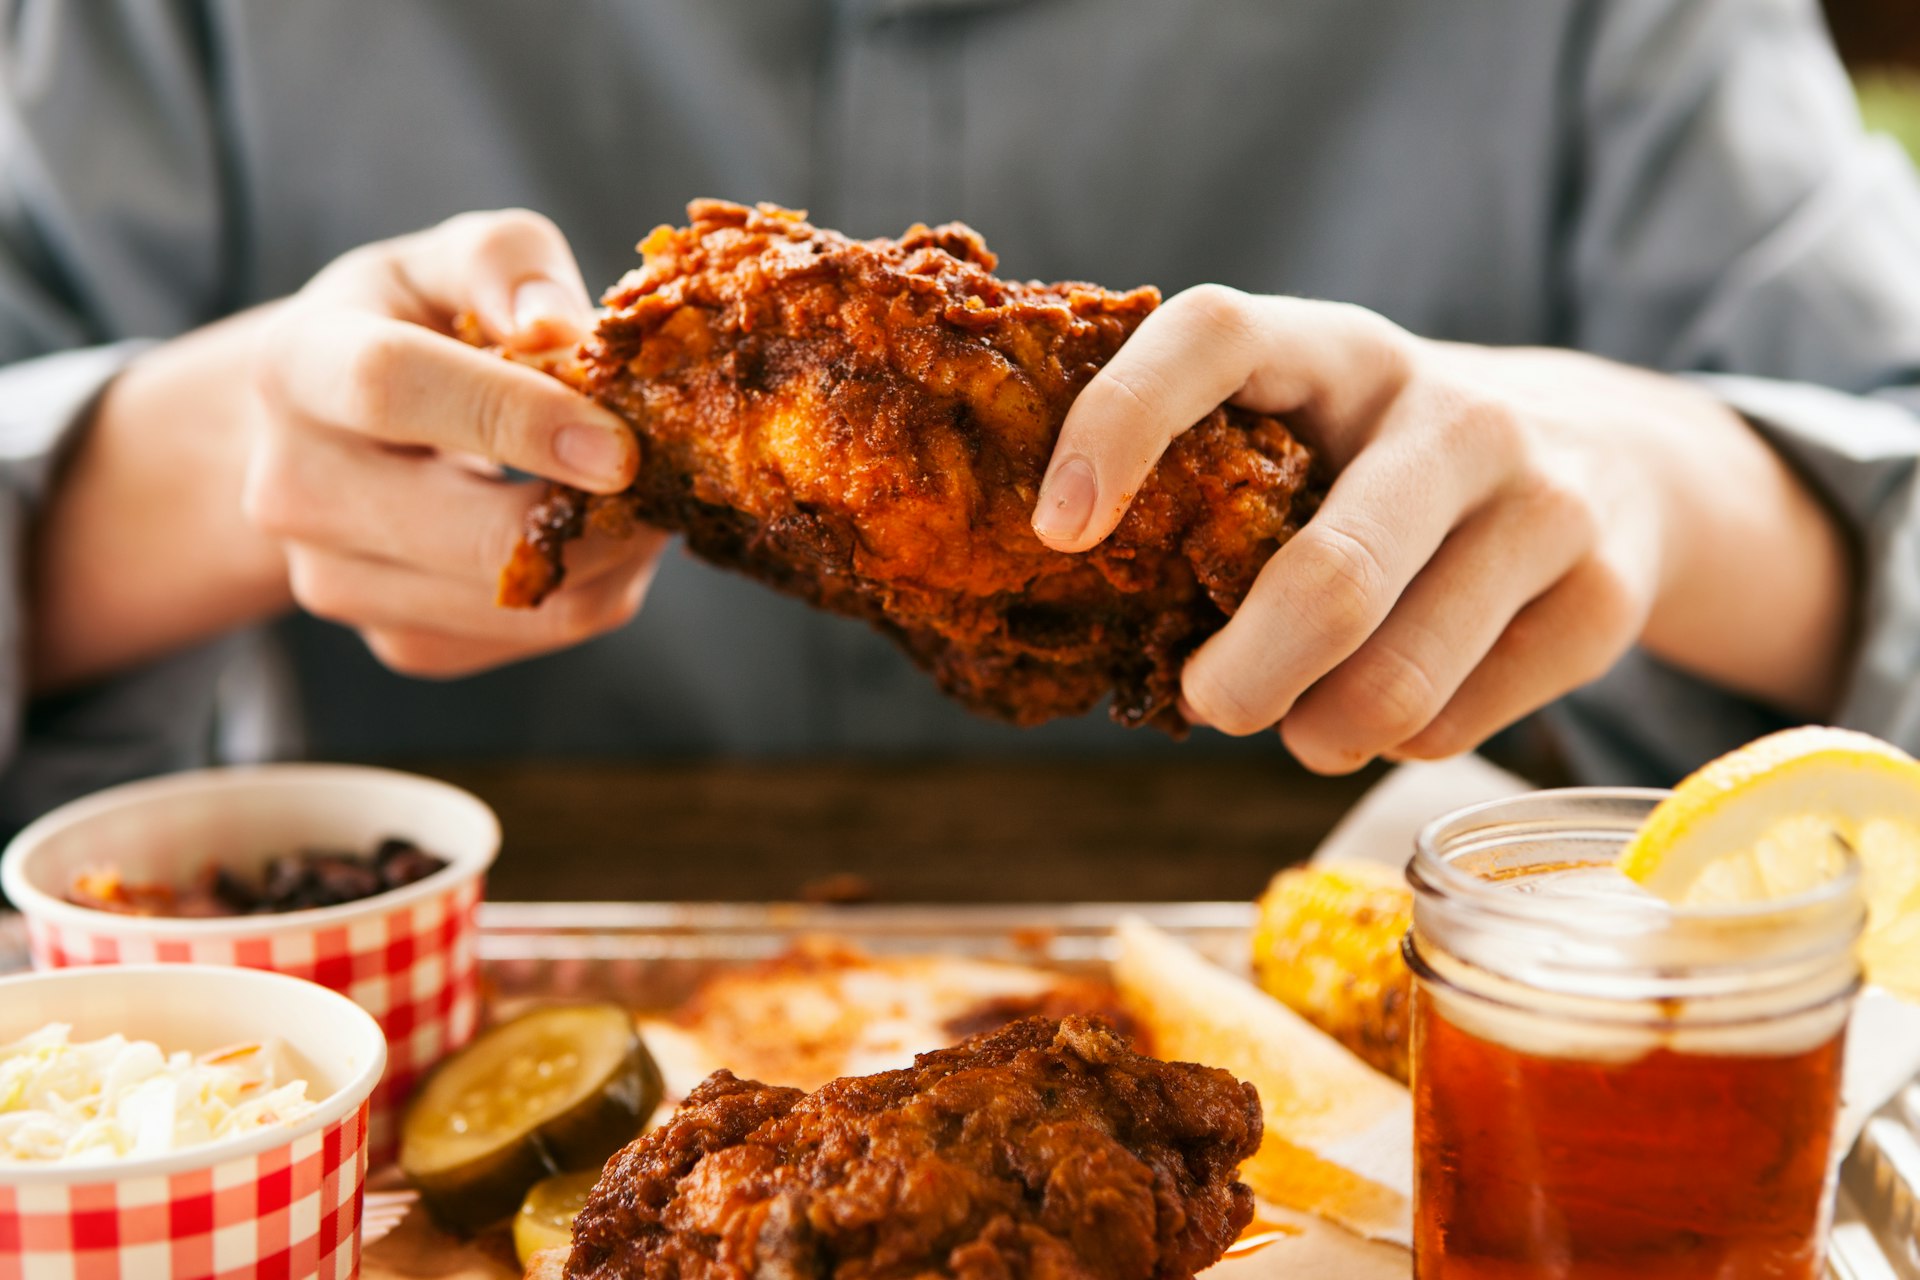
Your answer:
[0,965,385,1280]
[1,766,499,1163]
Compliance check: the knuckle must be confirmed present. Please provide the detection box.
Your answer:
[1172,283,1255,349]
[1501,565,1639,693]
[607,570,652,625]
[301,244,389,299]
[464,207,565,261]
[1434,386,1521,460]
[1094,362,1174,427]
[544,583,626,645]
[1469,393,1524,456]
[1568,631,1629,688]
[467,371,521,463]
[365,629,514,681]
[1342,645,1442,742]
[328,242,391,280]
[250,311,305,411]
[363,630,447,679]
[1499,603,1551,660]
[1347,304,1419,385]
[238,481,272,536]
[546,594,599,646]
[1523,472,1600,548]
[240,438,307,540]
[1293,523,1389,646]
[1573,645,1622,690]
[600,593,644,636]
[338,328,412,428]
[1573,555,1645,647]
[285,552,352,623]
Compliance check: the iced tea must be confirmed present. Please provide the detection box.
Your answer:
[1405,791,1862,1280]
[1413,984,1844,1279]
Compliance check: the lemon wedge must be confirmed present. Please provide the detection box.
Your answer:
[1616,726,1920,999]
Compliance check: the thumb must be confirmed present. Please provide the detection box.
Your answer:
[1031,285,1260,553]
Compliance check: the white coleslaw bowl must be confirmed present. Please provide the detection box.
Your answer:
[0,964,386,1279]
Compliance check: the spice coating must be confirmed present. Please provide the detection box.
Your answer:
[501,202,1318,731]
[564,1016,1263,1280]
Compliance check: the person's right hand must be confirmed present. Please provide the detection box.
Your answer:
[242,209,664,677]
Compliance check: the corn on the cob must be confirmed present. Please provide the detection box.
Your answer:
[1251,864,1412,1082]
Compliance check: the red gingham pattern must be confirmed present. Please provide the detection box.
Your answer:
[24,878,483,1163]
[0,1100,368,1280]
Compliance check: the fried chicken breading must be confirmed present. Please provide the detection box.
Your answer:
[563,1016,1262,1280]
[500,201,1318,732]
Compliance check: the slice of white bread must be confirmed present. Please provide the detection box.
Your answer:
[1113,917,1413,1245]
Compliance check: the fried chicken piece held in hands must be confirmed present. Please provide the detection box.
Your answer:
[562,1016,1263,1280]
[500,202,1318,732]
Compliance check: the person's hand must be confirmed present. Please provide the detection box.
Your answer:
[1030,288,1853,772]
[242,209,663,677]
[32,209,659,692]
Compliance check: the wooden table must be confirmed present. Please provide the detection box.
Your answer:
[390,757,1382,904]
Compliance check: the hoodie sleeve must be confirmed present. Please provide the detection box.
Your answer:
[0,0,245,831]
[1543,0,1920,782]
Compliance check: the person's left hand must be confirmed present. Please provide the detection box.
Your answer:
[1029,287,1853,773]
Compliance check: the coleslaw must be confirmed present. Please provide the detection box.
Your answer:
[0,1023,318,1163]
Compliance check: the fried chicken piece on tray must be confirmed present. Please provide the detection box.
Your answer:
[499,201,1318,732]
[555,1016,1262,1280]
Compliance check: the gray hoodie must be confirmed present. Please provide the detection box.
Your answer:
[3,0,1918,827]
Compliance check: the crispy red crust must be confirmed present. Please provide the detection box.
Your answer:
[563,1016,1262,1280]
[501,201,1318,732]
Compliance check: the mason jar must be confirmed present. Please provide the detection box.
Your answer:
[1405,789,1863,1280]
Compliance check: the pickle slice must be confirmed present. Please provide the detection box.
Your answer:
[400,1003,661,1234]
[513,1169,600,1266]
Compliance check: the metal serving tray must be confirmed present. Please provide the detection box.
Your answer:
[1841,1080,1920,1278]
[475,900,1253,1011]
[1,903,1913,1276]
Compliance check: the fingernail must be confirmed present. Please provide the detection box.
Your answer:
[1033,457,1097,544]
[554,423,631,490]
[513,279,588,344]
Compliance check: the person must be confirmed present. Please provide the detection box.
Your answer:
[2,0,1916,831]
